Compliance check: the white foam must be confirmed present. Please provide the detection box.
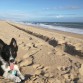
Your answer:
[27,23,83,34]
[17,22,83,35]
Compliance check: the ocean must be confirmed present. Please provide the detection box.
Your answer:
[22,22,83,34]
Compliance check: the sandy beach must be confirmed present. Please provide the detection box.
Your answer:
[0,21,83,83]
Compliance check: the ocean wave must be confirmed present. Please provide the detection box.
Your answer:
[22,22,83,34]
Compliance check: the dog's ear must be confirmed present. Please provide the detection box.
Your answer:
[0,39,5,50]
[10,38,18,51]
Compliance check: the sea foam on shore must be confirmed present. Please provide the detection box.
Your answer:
[22,22,83,34]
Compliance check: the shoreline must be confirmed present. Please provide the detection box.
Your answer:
[26,24,83,39]
[12,21,83,39]
[7,21,83,40]
[22,22,83,34]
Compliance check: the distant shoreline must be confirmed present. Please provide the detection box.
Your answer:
[20,22,83,35]
[21,24,83,40]
[5,20,83,40]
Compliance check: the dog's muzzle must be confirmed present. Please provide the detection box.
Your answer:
[9,59,15,70]
[10,59,14,63]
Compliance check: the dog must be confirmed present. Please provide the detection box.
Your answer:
[0,38,25,82]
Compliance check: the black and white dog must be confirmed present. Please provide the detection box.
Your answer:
[0,38,25,82]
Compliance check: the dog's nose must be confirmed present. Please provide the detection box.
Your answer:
[10,59,14,63]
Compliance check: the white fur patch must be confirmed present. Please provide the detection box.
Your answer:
[2,64,25,82]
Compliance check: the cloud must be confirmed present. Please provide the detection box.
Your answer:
[0,12,77,21]
[43,6,80,10]
[56,15,64,18]
[0,8,81,21]
[0,11,31,21]
[64,6,80,10]
[46,13,76,16]
[42,13,78,19]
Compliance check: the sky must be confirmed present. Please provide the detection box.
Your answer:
[0,0,83,22]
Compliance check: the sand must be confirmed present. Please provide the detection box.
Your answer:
[0,21,83,83]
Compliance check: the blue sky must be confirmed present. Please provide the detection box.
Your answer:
[0,0,83,22]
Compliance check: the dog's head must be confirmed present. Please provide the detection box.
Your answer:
[0,38,18,65]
